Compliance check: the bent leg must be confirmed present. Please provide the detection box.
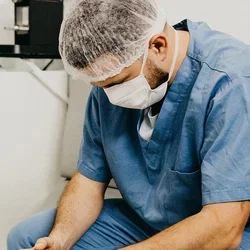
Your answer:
[7,208,56,249]
[72,199,158,249]
[7,199,158,250]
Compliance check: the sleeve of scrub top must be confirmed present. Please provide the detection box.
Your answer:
[77,87,112,183]
[201,77,250,206]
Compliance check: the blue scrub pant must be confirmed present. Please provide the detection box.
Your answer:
[7,199,159,250]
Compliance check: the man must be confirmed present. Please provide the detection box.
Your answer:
[7,0,250,249]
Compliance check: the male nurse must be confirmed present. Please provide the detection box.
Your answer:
[7,0,250,249]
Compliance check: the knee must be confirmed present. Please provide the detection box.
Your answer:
[7,221,32,250]
[7,208,56,250]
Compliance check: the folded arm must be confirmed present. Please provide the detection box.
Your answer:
[120,201,250,250]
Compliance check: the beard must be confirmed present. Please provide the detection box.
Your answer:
[146,58,169,89]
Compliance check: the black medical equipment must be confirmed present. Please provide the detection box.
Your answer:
[0,0,63,58]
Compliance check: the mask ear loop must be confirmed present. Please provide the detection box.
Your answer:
[167,28,180,82]
[139,47,149,75]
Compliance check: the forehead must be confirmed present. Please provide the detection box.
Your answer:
[91,57,143,88]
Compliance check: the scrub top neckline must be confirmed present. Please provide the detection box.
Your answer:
[136,19,201,174]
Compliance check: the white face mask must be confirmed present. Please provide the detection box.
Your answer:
[104,28,180,109]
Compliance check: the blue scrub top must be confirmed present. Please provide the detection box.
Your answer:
[77,19,250,238]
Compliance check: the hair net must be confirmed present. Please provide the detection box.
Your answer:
[59,0,167,83]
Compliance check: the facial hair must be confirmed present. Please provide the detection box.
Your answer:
[146,59,169,89]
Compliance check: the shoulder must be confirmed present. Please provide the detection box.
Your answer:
[188,20,250,82]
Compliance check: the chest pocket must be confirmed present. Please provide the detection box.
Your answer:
[165,169,202,226]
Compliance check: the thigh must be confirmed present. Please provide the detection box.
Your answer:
[73,199,158,249]
[7,207,57,249]
[8,199,158,250]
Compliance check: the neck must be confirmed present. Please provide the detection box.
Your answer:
[165,25,190,85]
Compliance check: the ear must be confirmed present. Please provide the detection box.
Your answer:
[148,33,168,61]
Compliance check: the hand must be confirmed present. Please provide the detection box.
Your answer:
[22,236,62,250]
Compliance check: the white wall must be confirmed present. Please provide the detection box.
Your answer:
[0,69,68,249]
[0,0,14,45]
[163,0,250,44]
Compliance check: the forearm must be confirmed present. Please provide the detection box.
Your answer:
[49,172,105,250]
[121,208,243,250]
